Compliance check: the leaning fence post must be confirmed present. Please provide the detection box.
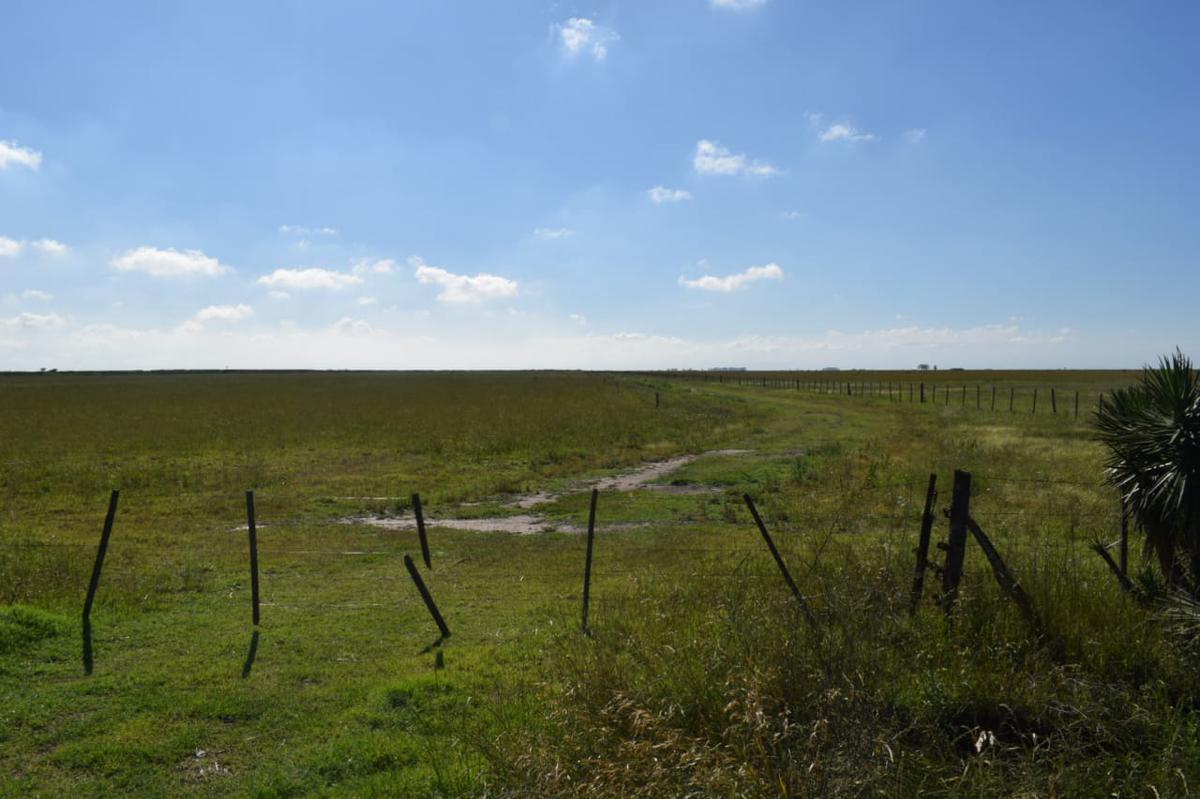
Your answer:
[967,517,1043,635]
[940,470,971,613]
[744,494,815,626]
[246,490,260,626]
[404,555,450,640]
[909,474,939,615]
[412,492,431,569]
[581,488,598,634]
[82,489,120,675]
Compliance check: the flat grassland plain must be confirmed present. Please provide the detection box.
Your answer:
[3,370,1198,797]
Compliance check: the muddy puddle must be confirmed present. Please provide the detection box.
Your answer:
[343,448,750,534]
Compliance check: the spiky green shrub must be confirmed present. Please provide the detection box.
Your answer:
[1095,350,1200,589]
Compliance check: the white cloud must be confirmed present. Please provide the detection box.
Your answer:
[268,290,290,301]
[411,256,519,304]
[534,227,575,239]
[352,258,397,276]
[693,140,777,176]
[256,267,362,290]
[905,128,927,144]
[648,186,692,204]
[780,210,804,220]
[570,313,587,325]
[357,296,378,306]
[557,18,619,61]
[818,122,878,143]
[0,237,22,257]
[1,312,65,329]
[279,224,338,236]
[21,290,52,301]
[31,239,68,255]
[112,247,231,278]
[0,140,42,170]
[332,317,372,335]
[711,0,767,8]
[194,304,253,323]
[679,262,784,292]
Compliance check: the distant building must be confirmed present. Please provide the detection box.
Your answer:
[917,364,930,371]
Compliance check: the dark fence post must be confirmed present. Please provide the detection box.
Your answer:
[1032,388,1038,414]
[1009,386,1015,412]
[1074,391,1079,419]
[909,474,939,615]
[920,382,925,403]
[246,490,260,626]
[941,470,971,613]
[744,494,816,626]
[404,555,450,639]
[991,386,996,411]
[966,518,1043,635]
[581,488,598,634]
[1051,388,1057,414]
[413,493,431,569]
[82,489,120,675]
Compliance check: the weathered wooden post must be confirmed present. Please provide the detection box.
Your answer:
[941,470,971,613]
[246,490,261,626]
[405,555,450,640]
[412,493,432,569]
[744,494,815,626]
[909,474,939,615]
[581,488,598,634]
[82,490,120,675]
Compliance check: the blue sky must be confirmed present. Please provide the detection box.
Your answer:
[1,0,1197,370]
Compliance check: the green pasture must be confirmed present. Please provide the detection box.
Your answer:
[3,369,1196,797]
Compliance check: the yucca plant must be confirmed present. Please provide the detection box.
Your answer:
[1095,350,1200,590]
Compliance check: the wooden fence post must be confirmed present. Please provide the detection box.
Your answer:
[909,474,939,615]
[744,494,815,626]
[404,555,450,639]
[82,489,120,675]
[581,488,598,634]
[976,385,981,409]
[1051,388,1057,414]
[966,518,1043,635]
[1074,391,1079,419]
[941,470,972,613]
[1032,388,1039,414]
[920,382,925,403]
[961,385,966,406]
[246,490,260,626]
[412,493,431,569]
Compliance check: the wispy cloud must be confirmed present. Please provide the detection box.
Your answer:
[711,0,767,9]
[905,128,927,144]
[279,224,338,236]
[352,258,397,276]
[556,18,619,61]
[679,262,784,292]
[533,227,575,239]
[694,140,777,176]
[21,290,52,301]
[256,267,362,290]
[411,256,518,304]
[356,296,378,306]
[0,236,22,257]
[112,247,231,278]
[0,140,42,170]
[807,114,877,143]
[194,304,253,323]
[1,311,65,329]
[648,186,692,204]
[0,237,69,257]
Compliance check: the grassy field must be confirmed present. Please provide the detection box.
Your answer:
[3,369,1197,797]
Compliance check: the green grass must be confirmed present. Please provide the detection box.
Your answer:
[2,369,1196,797]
